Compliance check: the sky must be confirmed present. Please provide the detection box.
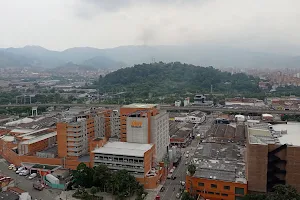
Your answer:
[0,0,300,55]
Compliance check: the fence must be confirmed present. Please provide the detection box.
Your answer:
[43,176,66,190]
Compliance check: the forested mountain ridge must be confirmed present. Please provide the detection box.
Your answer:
[97,62,260,97]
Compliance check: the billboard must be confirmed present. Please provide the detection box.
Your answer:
[126,117,148,144]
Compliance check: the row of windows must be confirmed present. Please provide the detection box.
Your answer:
[197,190,228,196]
[197,182,244,195]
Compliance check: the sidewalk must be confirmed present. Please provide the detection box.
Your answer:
[145,184,163,200]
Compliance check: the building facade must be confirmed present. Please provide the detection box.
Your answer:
[120,104,169,162]
[92,141,163,189]
[246,126,300,192]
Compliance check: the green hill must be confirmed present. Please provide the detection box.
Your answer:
[97,62,260,98]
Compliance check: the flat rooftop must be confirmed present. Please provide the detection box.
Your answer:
[93,142,153,157]
[10,128,33,134]
[248,128,277,144]
[122,103,158,109]
[19,131,57,145]
[19,128,50,140]
[191,142,246,184]
[273,122,300,146]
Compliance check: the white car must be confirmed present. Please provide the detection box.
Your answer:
[16,167,24,174]
[176,193,181,199]
[28,173,37,180]
[19,170,29,176]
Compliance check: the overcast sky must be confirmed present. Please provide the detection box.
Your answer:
[0,0,300,54]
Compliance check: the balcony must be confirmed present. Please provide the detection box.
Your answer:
[68,147,83,151]
[67,128,82,132]
[94,158,144,167]
[67,137,82,142]
[68,152,82,157]
[67,132,84,136]
[105,164,144,172]
[68,142,83,147]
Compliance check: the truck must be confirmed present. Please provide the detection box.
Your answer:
[33,181,44,191]
[46,174,59,184]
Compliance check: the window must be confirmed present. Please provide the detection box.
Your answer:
[235,187,245,195]
[216,193,220,195]
[221,194,229,197]
[211,184,217,188]
[224,186,230,190]
[208,192,214,195]
[198,182,204,187]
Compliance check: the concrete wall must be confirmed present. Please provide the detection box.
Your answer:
[151,111,169,162]
[286,146,300,192]
[126,117,148,144]
[246,143,268,192]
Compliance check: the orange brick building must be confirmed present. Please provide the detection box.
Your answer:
[186,142,247,200]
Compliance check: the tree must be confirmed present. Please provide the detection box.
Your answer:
[188,164,196,176]
[269,185,300,200]
[181,192,194,200]
[73,163,95,188]
[108,170,138,199]
[90,186,97,197]
[93,164,111,191]
[243,185,300,200]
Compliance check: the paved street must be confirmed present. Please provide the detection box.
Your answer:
[159,114,214,200]
[0,159,61,200]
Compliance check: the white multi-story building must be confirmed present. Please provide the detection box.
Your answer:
[150,110,170,162]
[124,104,170,162]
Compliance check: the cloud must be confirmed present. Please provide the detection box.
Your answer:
[0,0,300,55]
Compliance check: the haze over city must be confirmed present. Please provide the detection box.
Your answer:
[1,0,300,55]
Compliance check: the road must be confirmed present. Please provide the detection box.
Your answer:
[0,159,61,200]
[159,115,214,200]
[0,103,298,114]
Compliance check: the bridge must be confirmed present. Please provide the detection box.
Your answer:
[0,103,299,115]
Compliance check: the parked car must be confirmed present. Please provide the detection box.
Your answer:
[19,170,29,176]
[176,193,181,199]
[16,167,25,174]
[8,164,15,170]
[33,181,44,191]
[28,173,37,180]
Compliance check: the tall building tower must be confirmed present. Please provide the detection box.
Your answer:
[57,109,112,158]
[120,104,170,162]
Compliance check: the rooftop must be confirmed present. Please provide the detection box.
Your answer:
[0,135,15,142]
[248,128,277,144]
[10,128,33,134]
[19,131,57,145]
[93,142,153,157]
[191,142,246,184]
[273,122,300,146]
[122,103,158,109]
[18,128,50,140]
